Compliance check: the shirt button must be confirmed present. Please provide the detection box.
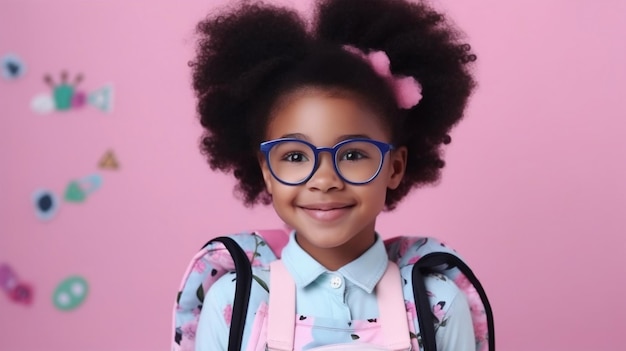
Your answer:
[330,275,342,289]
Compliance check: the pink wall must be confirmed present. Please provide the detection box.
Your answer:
[1,0,624,350]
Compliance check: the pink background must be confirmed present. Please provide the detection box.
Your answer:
[1,0,625,350]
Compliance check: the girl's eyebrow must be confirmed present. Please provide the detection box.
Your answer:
[336,134,372,142]
[279,133,373,142]
[280,133,309,140]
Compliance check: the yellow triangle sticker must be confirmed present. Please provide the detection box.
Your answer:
[99,150,119,170]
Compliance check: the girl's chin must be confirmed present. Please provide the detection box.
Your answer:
[294,230,354,250]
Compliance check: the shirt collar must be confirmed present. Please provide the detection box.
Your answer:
[281,230,388,294]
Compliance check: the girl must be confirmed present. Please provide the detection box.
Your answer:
[190,0,478,349]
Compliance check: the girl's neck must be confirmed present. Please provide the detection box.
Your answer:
[295,229,377,271]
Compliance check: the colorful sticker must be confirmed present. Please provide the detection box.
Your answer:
[32,189,60,221]
[99,150,119,170]
[31,72,114,113]
[64,174,103,203]
[45,72,83,110]
[1,53,26,80]
[52,275,88,311]
[0,264,18,292]
[64,181,87,203]
[30,93,56,114]
[88,84,114,112]
[0,263,34,305]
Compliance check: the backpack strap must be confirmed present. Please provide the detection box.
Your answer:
[267,260,411,351]
[174,230,288,351]
[210,237,253,351]
[412,252,495,351]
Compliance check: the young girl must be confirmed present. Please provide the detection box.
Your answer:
[189,0,478,349]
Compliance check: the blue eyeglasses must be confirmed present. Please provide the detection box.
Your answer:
[259,138,395,186]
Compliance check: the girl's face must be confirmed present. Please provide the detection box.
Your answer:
[259,90,407,269]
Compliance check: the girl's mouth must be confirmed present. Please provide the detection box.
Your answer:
[299,203,355,222]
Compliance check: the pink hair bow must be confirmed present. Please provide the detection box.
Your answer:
[343,45,422,109]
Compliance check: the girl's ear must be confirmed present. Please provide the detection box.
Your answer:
[258,152,273,195]
[386,146,407,190]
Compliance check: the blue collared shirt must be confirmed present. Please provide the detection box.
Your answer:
[281,231,388,321]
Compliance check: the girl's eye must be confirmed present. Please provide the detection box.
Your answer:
[341,150,368,161]
[283,152,309,163]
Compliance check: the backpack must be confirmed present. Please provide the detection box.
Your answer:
[172,229,494,351]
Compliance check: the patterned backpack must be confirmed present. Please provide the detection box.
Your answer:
[172,229,494,351]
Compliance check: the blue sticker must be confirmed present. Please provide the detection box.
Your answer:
[2,54,26,80]
[32,189,60,221]
[79,174,103,194]
[88,84,114,112]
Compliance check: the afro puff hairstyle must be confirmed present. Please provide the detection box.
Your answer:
[191,0,477,210]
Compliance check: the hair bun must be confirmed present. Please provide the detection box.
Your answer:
[192,3,308,96]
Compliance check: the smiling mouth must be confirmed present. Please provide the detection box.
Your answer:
[299,204,355,222]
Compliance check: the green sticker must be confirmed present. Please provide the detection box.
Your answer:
[53,276,89,311]
[53,84,74,110]
[64,181,86,202]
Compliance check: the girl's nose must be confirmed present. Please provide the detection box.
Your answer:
[306,152,344,192]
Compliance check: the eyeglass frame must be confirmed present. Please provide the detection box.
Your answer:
[259,137,395,186]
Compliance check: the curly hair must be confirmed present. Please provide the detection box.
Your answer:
[190,0,476,210]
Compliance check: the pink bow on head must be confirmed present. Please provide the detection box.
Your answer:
[343,45,422,109]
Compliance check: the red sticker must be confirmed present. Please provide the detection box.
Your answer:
[0,263,34,305]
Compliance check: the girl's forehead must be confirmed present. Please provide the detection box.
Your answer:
[266,90,391,143]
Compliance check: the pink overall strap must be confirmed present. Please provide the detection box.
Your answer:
[267,260,410,351]
[267,260,296,351]
[377,261,412,351]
